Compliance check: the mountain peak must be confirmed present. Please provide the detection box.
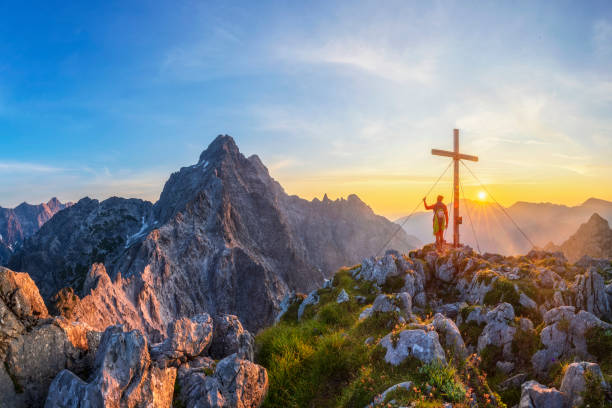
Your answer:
[198,134,239,164]
[582,197,612,208]
[586,212,609,227]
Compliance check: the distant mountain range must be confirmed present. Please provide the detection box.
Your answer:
[8,135,418,334]
[0,198,71,264]
[396,197,612,255]
[545,213,612,262]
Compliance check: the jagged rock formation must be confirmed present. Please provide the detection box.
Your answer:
[545,212,612,262]
[0,266,102,407]
[0,197,71,264]
[0,265,266,408]
[12,135,416,334]
[176,354,268,408]
[9,197,153,299]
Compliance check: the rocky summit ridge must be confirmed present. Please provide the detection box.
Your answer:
[0,265,267,408]
[10,135,417,335]
[259,244,612,407]
[0,197,71,264]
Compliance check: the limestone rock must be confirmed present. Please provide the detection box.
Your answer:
[519,380,568,408]
[297,290,319,320]
[477,303,516,360]
[176,353,268,408]
[45,326,177,408]
[355,254,399,286]
[499,373,528,391]
[532,306,612,374]
[434,302,467,319]
[560,362,607,407]
[336,289,349,304]
[4,321,99,407]
[366,381,413,407]
[210,314,255,361]
[151,314,213,365]
[379,329,446,365]
[519,292,537,310]
[574,269,611,321]
[432,313,467,359]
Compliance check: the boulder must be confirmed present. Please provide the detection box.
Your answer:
[499,373,528,391]
[4,321,98,407]
[297,290,319,320]
[496,361,514,374]
[560,362,607,407]
[434,302,467,319]
[532,307,612,374]
[519,292,537,310]
[400,259,426,299]
[519,380,568,408]
[336,289,349,304]
[355,254,400,286]
[366,381,413,407]
[176,353,268,408]
[0,267,49,359]
[0,267,49,321]
[538,269,563,289]
[574,269,612,321]
[379,329,446,365]
[435,256,457,283]
[477,303,516,359]
[210,314,255,361]
[432,313,467,359]
[151,314,214,365]
[44,326,177,408]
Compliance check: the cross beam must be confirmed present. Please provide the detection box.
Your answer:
[431,129,478,248]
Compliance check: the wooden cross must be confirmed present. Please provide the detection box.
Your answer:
[431,129,478,247]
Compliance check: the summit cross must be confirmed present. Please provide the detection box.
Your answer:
[431,129,478,248]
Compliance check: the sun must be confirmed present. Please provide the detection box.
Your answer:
[478,191,487,201]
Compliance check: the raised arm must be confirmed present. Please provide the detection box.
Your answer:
[423,198,434,210]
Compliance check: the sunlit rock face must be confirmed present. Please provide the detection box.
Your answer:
[13,135,416,334]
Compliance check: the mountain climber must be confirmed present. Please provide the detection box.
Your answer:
[423,195,448,251]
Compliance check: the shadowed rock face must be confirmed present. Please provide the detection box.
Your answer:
[0,198,71,264]
[9,197,153,299]
[13,135,416,334]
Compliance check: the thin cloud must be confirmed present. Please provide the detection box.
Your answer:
[284,40,439,84]
[0,162,64,173]
[593,20,612,58]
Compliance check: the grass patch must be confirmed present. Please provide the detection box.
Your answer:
[480,345,503,374]
[580,369,608,408]
[459,321,485,347]
[511,327,539,370]
[586,326,612,383]
[483,277,519,307]
[416,361,466,403]
[382,274,405,293]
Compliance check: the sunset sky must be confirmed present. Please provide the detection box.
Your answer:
[1,1,611,219]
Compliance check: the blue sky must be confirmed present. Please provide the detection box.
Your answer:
[1,1,611,217]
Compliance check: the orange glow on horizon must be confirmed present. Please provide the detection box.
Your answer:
[275,171,612,220]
